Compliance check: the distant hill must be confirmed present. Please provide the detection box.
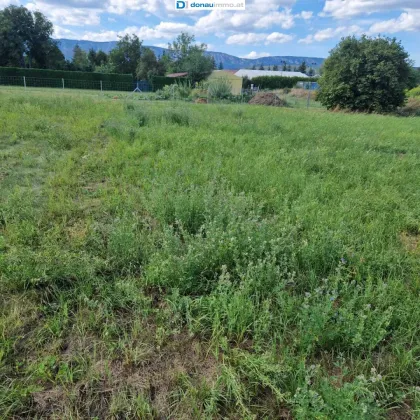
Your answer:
[56,38,325,70]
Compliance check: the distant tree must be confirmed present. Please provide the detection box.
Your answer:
[307,67,315,77]
[298,61,307,73]
[273,64,279,71]
[218,61,224,70]
[286,65,292,71]
[88,48,97,69]
[159,50,172,73]
[136,47,165,80]
[0,5,60,68]
[45,43,66,69]
[317,35,413,113]
[109,34,142,76]
[282,63,287,71]
[408,67,420,87]
[211,56,216,69]
[267,65,271,70]
[72,44,90,71]
[95,62,116,73]
[167,32,214,82]
[252,64,257,70]
[259,64,264,70]
[95,50,108,66]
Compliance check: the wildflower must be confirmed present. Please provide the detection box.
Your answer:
[340,257,347,264]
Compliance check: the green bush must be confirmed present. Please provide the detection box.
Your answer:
[151,76,191,91]
[207,78,232,99]
[407,86,420,98]
[317,36,412,113]
[0,67,132,82]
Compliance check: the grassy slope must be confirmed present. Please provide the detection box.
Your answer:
[0,90,420,419]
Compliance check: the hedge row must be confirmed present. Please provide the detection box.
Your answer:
[244,76,318,89]
[151,76,190,90]
[0,67,133,82]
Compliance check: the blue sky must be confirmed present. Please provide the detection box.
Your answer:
[3,0,420,63]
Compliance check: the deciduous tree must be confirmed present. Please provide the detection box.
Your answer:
[317,35,412,113]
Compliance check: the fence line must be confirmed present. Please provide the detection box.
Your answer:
[0,76,142,92]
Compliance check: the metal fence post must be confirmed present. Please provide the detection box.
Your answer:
[62,78,65,89]
[100,80,103,92]
[23,76,26,89]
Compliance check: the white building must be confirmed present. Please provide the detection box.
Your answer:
[234,69,309,79]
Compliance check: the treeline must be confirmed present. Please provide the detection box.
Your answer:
[248,61,317,76]
[0,5,217,83]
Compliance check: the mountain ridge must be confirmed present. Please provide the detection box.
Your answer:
[56,38,325,70]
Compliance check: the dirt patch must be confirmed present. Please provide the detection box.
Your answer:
[32,331,220,418]
[400,232,420,253]
[387,401,412,420]
[249,92,288,107]
[195,98,208,104]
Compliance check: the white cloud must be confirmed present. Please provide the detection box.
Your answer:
[266,32,294,43]
[321,0,420,19]
[299,10,313,20]
[27,1,101,26]
[226,32,294,45]
[0,0,18,6]
[240,51,271,59]
[226,33,267,45]
[194,0,297,33]
[369,10,420,33]
[298,25,362,43]
[80,21,196,42]
[298,35,314,44]
[254,9,295,29]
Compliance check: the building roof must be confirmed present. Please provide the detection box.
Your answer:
[209,70,242,79]
[234,69,309,79]
[166,72,189,78]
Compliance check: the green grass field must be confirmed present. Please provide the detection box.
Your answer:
[1,89,420,419]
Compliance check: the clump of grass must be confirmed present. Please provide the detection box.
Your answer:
[162,107,191,126]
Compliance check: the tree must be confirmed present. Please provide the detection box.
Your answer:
[317,35,412,113]
[0,5,59,68]
[88,48,97,68]
[45,43,66,70]
[282,63,287,71]
[72,44,89,71]
[95,50,108,66]
[109,34,142,76]
[259,64,264,70]
[307,67,315,77]
[273,65,279,71]
[218,61,224,70]
[136,47,165,80]
[211,56,216,70]
[286,65,292,71]
[267,65,271,70]
[167,32,214,82]
[298,61,307,74]
[252,64,257,70]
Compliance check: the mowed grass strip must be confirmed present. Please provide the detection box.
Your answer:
[0,90,420,419]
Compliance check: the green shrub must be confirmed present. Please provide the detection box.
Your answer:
[407,86,420,98]
[207,78,232,100]
[317,36,412,113]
